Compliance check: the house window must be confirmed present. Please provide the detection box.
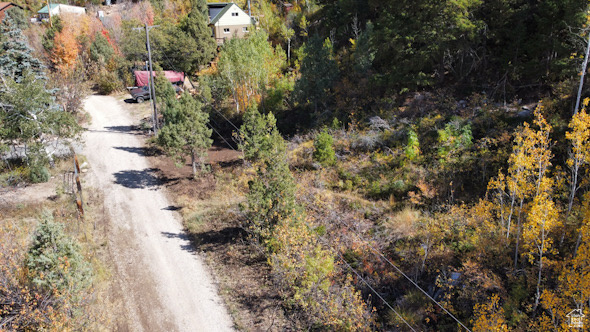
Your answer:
[242,27,248,32]
[223,28,230,34]
[232,12,238,16]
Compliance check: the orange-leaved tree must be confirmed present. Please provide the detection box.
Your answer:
[51,27,79,73]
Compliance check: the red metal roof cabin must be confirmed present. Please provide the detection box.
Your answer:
[134,71,184,87]
[0,2,23,23]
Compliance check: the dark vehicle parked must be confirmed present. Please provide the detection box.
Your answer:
[130,86,150,103]
[129,85,184,103]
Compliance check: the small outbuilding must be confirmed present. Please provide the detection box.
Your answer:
[37,4,86,20]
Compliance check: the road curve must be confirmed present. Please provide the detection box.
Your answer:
[83,95,234,332]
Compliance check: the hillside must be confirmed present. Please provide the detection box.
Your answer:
[2,0,590,330]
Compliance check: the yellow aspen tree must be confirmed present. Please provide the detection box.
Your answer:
[560,194,590,313]
[529,106,553,196]
[487,124,535,245]
[487,171,508,237]
[540,290,571,331]
[523,177,559,310]
[471,294,510,332]
[513,105,552,269]
[566,99,590,255]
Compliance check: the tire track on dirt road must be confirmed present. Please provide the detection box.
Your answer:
[83,95,234,332]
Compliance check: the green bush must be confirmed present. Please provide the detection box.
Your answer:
[313,128,336,166]
[29,165,50,183]
[26,215,92,293]
[405,128,420,161]
[96,71,120,95]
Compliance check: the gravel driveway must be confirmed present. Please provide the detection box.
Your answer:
[83,95,234,332]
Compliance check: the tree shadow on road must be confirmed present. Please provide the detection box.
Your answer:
[161,231,196,253]
[160,226,247,256]
[104,125,144,135]
[113,146,158,157]
[113,168,161,189]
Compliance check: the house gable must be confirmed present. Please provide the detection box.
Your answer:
[209,3,252,26]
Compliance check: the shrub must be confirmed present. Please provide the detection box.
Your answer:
[29,164,50,183]
[269,212,373,331]
[313,128,336,166]
[351,132,381,152]
[95,71,120,95]
[405,128,420,161]
[26,215,92,293]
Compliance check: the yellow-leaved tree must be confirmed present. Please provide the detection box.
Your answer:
[471,294,510,332]
[522,177,559,310]
[566,99,590,255]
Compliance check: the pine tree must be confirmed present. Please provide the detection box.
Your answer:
[239,105,285,164]
[157,94,212,176]
[0,16,45,82]
[155,72,179,123]
[178,0,216,72]
[294,35,339,114]
[240,106,296,241]
[0,71,79,169]
[90,32,115,65]
[313,128,336,166]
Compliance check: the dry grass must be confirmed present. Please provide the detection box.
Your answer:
[381,207,421,240]
[0,157,115,331]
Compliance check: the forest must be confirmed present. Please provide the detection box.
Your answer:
[2,0,590,330]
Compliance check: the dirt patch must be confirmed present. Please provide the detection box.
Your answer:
[0,177,59,208]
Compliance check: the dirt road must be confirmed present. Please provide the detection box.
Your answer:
[83,95,234,332]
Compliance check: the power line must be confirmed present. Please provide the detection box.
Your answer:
[336,218,472,332]
[317,237,417,332]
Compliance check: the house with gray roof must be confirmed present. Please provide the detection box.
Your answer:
[208,2,255,44]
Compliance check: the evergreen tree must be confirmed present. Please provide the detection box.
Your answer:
[313,128,336,166]
[241,107,296,241]
[0,16,45,82]
[0,16,79,174]
[179,0,216,71]
[26,215,92,293]
[41,16,63,52]
[157,94,213,176]
[239,105,284,164]
[294,35,339,114]
[371,0,481,90]
[154,71,179,123]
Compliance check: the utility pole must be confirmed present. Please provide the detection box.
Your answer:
[146,60,156,133]
[133,24,160,135]
[46,0,52,27]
